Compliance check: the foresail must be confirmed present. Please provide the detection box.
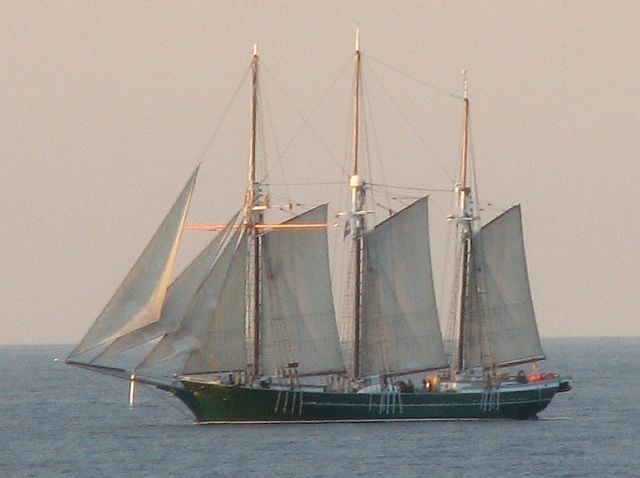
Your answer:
[260,205,345,376]
[67,167,199,361]
[180,231,247,374]
[360,197,447,377]
[137,227,247,374]
[464,205,544,369]
[92,212,239,363]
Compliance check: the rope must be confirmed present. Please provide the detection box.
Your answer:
[365,60,456,183]
[367,55,463,100]
[360,68,383,225]
[262,59,352,179]
[368,183,453,193]
[263,181,343,187]
[195,66,251,166]
[259,68,291,204]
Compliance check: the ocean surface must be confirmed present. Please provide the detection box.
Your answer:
[1,338,638,477]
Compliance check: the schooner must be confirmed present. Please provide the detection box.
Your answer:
[67,36,571,422]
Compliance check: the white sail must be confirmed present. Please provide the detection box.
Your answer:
[464,205,544,369]
[137,228,247,373]
[68,168,199,360]
[181,231,248,374]
[92,213,239,363]
[260,205,345,376]
[360,197,447,377]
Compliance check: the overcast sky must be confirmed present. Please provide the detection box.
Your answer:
[2,1,639,344]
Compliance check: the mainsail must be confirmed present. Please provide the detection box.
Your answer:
[464,205,544,369]
[260,205,345,376]
[67,168,199,361]
[138,226,247,374]
[360,197,447,377]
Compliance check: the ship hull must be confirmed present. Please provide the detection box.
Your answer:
[173,379,561,423]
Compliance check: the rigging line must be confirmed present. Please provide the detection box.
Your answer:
[263,181,343,187]
[371,194,420,204]
[468,116,482,225]
[437,185,456,322]
[258,66,292,204]
[365,61,454,183]
[256,84,271,187]
[261,59,352,179]
[368,183,454,193]
[360,70,378,224]
[441,176,458,361]
[195,66,251,165]
[361,67,391,221]
[367,55,463,100]
[466,113,495,367]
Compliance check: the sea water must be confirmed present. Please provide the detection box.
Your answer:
[1,338,638,477]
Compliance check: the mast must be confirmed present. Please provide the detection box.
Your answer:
[350,30,364,379]
[455,71,471,374]
[247,44,262,377]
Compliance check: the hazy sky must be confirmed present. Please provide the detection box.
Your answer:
[2,1,639,344]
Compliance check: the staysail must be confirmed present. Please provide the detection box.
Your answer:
[360,197,447,377]
[92,213,239,363]
[260,205,345,376]
[180,229,247,374]
[67,168,199,361]
[464,205,544,369]
[137,226,247,374]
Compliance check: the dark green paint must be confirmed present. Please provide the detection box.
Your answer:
[173,380,560,423]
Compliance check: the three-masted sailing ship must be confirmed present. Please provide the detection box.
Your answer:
[67,37,571,422]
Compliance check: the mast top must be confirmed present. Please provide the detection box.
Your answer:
[462,70,468,100]
[253,43,259,57]
[355,29,360,53]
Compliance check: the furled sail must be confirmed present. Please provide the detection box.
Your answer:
[92,213,239,363]
[260,205,345,376]
[137,227,247,374]
[67,168,199,361]
[360,197,447,377]
[463,205,544,369]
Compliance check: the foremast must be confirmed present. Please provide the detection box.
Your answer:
[349,30,365,380]
[245,44,263,378]
[454,72,472,374]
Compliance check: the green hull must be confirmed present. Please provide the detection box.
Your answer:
[172,379,561,423]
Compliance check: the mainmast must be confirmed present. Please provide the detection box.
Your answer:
[246,44,262,377]
[350,30,365,379]
[454,72,471,374]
